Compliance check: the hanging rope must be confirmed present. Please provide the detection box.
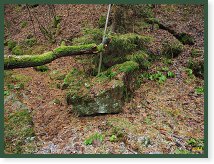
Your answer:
[97,4,112,75]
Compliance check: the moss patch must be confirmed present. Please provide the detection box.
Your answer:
[8,40,17,50]
[175,33,194,45]
[187,58,204,78]
[162,40,184,58]
[66,61,139,116]
[12,46,24,56]
[34,65,49,72]
[4,108,37,154]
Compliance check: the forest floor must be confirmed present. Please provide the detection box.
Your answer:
[4,4,205,154]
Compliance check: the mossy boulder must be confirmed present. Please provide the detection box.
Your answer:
[126,51,150,69]
[66,61,139,116]
[162,40,184,58]
[101,33,152,68]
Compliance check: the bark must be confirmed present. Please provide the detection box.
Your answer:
[4,44,103,70]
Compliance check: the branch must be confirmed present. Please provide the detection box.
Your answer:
[4,44,104,70]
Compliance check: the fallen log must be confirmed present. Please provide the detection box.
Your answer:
[145,18,194,45]
[4,43,104,70]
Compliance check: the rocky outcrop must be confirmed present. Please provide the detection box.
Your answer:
[66,61,140,116]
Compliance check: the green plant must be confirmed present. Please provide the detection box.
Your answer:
[163,58,172,65]
[167,71,175,78]
[144,116,152,125]
[8,40,17,50]
[160,66,169,72]
[153,71,167,84]
[185,68,193,77]
[84,132,104,145]
[110,135,117,142]
[53,15,61,28]
[187,138,204,148]
[34,65,49,72]
[195,87,204,94]
[4,90,10,96]
[174,148,191,154]
[14,83,25,90]
[7,84,14,89]
[53,98,61,105]
[143,71,167,84]
[20,21,28,28]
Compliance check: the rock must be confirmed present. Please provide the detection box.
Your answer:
[4,92,16,105]
[138,136,151,147]
[66,61,140,116]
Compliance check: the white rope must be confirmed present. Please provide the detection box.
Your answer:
[98,4,111,75]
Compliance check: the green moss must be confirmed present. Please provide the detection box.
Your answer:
[127,51,150,69]
[72,28,103,45]
[4,71,31,86]
[98,15,106,28]
[84,132,104,145]
[25,38,37,47]
[107,33,152,56]
[60,41,66,47]
[5,44,101,69]
[176,33,194,45]
[187,59,204,78]
[53,16,61,28]
[191,48,203,57]
[162,40,184,58]
[12,46,24,56]
[20,21,28,28]
[145,17,160,24]
[8,40,17,50]
[4,108,36,154]
[53,44,97,56]
[49,70,66,80]
[116,61,139,73]
[25,44,47,55]
[34,65,49,72]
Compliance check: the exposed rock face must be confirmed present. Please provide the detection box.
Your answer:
[66,61,139,116]
[67,79,125,116]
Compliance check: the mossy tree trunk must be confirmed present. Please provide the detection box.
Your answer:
[4,44,104,70]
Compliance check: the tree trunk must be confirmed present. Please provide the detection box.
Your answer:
[4,44,103,70]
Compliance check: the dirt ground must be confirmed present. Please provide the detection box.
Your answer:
[4,4,204,154]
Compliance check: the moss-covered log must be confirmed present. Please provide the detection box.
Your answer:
[4,44,104,70]
[145,18,194,45]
